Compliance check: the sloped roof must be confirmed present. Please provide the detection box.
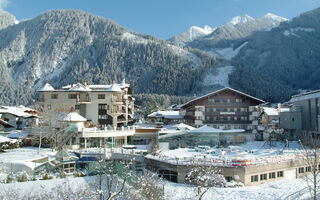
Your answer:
[107,83,122,92]
[170,123,195,130]
[188,125,221,133]
[69,83,92,91]
[39,83,55,91]
[59,112,87,122]
[180,87,265,108]
[0,106,34,118]
[148,110,183,119]
[187,125,244,133]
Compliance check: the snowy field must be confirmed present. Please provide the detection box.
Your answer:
[0,175,315,199]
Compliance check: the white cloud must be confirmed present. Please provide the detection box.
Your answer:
[0,0,10,9]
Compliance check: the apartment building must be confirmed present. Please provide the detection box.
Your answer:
[280,89,320,139]
[179,88,264,134]
[38,80,135,129]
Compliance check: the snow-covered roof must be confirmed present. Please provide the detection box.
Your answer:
[17,105,36,113]
[180,87,265,108]
[188,125,244,133]
[0,135,16,143]
[0,106,34,118]
[38,83,55,92]
[107,83,122,92]
[263,107,279,116]
[290,89,320,102]
[59,112,87,122]
[6,130,29,139]
[169,123,195,130]
[69,83,92,92]
[148,110,183,119]
[61,81,129,91]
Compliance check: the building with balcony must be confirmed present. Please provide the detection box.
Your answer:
[179,87,264,141]
[38,80,135,129]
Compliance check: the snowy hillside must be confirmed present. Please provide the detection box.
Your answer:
[0,9,220,105]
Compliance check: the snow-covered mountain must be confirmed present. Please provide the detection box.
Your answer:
[168,25,215,46]
[226,14,254,26]
[0,9,220,105]
[187,13,288,58]
[169,13,287,47]
[0,9,17,29]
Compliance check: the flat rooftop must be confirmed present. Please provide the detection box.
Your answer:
[148,141,303,166]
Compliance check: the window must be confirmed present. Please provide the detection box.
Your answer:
[298,167,304,174]
[251,175,258,182]
[47,104,51,110]
[68,94,77,99]
[98,94,105,99]
[227,116,231,121]
[306,166,312,172]
[99,104,107,110]
[234,116,238,120]
[112,105,120,113]
[213,108,216,112]
[227,99,230,103]
[277,171,283,177]
[269,172,276,179]
[51,94,58,99]
[260,174,267,181]
[75,105,80,110]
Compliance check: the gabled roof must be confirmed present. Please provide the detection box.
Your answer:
[59,111,87,122]
[107,83,122,92]
[180,87,265,108]
[39,83,55,92]
[187,125,244,133]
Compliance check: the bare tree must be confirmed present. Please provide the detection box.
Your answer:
[299,131,320,200]
[185,164,226,200]
[89,159,134,200]
[136,171,164,200]
[32,103,60,153]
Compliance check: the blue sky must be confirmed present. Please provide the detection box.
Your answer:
[2,0,320,39]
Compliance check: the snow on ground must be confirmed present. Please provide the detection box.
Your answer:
[0,177,95,199]
[283,27,315,37]
[121,32,149,44]
[164,176,312,200]
[0,174,315,200]
[209,42,248,60]
[202,65,234,87]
